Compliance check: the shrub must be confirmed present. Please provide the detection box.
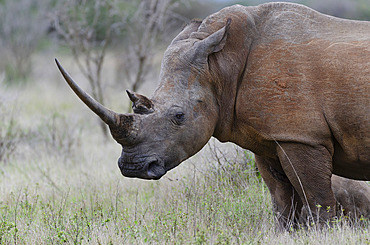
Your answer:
[30,112,83,161]
[0,100,23,165]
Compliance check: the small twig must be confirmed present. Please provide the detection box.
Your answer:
[134,188,139,223]
[34,161,62,193]
[13,187,23,244]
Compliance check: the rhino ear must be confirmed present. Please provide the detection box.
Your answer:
[194,18,231,60]
[126,90,154,114]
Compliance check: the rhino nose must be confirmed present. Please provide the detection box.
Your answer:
[117,154,166,180]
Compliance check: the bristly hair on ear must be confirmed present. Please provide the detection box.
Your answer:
[181,18,203,30]
[191,18,203,24]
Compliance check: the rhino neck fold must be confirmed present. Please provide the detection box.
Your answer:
[212,34,255,143]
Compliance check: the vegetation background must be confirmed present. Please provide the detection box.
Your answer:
[0,0,369,243]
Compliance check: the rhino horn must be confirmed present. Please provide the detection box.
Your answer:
[55,58,120,127]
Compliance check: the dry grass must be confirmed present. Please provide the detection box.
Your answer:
[0,54,369,244]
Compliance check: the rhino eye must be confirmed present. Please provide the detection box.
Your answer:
[173,112,185,125]
[175,113,184,120]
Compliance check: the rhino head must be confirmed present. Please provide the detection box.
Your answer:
[56,19,231,180]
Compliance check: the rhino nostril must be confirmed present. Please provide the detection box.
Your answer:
[147,160,158,170]
[147,160,165,180]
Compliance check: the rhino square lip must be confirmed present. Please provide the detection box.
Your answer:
[118,157,166,180]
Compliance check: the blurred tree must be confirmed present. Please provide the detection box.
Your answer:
[53,0,186,135]
[0,0,49,83]
[357,0,370,20]
[52,0,126,136]
[115,0,186,112]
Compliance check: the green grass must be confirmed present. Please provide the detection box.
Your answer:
[0,145,274,244]
[0,55,369,244]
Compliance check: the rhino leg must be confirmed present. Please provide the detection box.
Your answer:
[255,155,303,230]
[332,175,370,220]
[276,143,336,226]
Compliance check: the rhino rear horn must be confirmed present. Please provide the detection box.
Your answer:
[55,58,120,126]
[126,90,154,114]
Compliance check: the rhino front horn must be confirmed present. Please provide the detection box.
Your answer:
[55,58,119,127]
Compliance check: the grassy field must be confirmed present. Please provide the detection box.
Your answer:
[0,55,369,244]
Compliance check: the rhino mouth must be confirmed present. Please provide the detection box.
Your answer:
[118,157,166,180]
